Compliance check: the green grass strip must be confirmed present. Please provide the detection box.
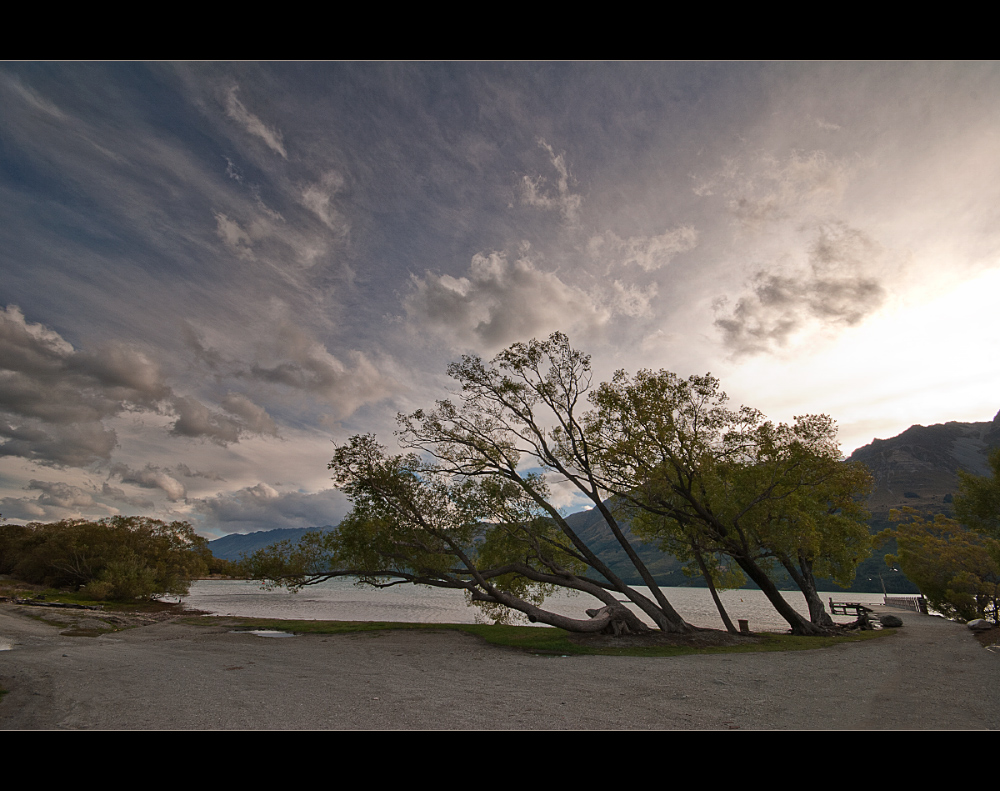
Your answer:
[192,616,893,657]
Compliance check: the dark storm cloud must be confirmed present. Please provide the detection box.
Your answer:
[715,223,887,355]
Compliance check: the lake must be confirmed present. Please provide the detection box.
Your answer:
[182,578,890,632]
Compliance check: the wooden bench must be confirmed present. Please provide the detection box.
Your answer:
[829,599,881,629]
[828,599,874,617]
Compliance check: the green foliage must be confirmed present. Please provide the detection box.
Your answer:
[955,447,1000,540]
[244,333,872,636]
[582,367,873,632]
[882,508,1000,622]
[0,517,210,601]
[241,433,587,626]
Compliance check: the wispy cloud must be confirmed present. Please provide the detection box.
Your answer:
[301,171,349,236]
[589,225,698,272]
[520,138,582,223]
[226,86,288,159]
[214,213,255,259]
[697,150,854,231]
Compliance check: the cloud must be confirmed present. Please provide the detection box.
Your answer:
[0,421,118,468]
[100,483,155,510]
[221,393,279,437]
[0,479,121,522]
[699,150,854,231]
[714,223,887,355]
[588,225,699,272]
[246,322,392,419]
[191,484,350,533]
[4,74,66,120]
[605,280,658,318]
[168,395,242,445]
[173,463,226,482]
[26,479,97,509]
[0,306,283,465]
[0,306,173,466]
[225,86,288,159]
[301,171,349,235]
[520,138,582,223]
[214,212,255,259]
[109,463,187,501]
[404,251,610,351]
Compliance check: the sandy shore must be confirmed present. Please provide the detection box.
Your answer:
[2,602,997,729]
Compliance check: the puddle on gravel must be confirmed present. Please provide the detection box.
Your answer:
[234,630,296,638]
[0,640,12,651]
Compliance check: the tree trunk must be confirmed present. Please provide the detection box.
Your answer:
[485,589,651,634]
[692,544,738,634]
[781,555,835,629]
[537,501,693,633]
[731,553,830,636]
[585,605,652,635]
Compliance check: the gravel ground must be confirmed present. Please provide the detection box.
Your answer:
[1,602,997,729]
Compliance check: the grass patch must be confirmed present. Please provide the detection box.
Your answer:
[194,616,894,657]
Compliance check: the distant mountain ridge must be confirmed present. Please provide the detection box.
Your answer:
[846,409,1000,516]
[209,526,334,561]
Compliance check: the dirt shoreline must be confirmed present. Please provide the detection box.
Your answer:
[2,602,997,729]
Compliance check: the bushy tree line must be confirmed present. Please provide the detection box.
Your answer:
[0,516,210,601]
[244,333,875,636]
[883,448,1000,623]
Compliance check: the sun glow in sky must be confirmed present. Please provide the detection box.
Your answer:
[2,63,998,536]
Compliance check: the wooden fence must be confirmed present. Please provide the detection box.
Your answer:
[884,595,928,614]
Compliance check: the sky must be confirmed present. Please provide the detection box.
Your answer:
[2,62,999,537]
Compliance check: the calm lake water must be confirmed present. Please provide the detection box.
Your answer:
[183,578,890,633]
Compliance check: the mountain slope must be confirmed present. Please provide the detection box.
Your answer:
[847,409,1000,516]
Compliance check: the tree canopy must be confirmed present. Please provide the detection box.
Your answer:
[0,516,210,601]
[955,447,1000,540]
[244,333,874,636]
[581,368,873,634]
[883,508,1000,623]
[882,445,1000,624]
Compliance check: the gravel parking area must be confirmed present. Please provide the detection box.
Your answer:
[2,603,997,729]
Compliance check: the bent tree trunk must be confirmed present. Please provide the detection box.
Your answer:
[692,544,738,634]
[781,556,835,629]
[537,502,693,634]
[468,585,651,634]
[731,553,831,636]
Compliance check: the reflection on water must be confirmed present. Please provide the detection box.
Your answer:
[185,578,888,633]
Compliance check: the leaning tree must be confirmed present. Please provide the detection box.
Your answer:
[246,334,693,634]
[581,369,873,635]
[245,333,873,636]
